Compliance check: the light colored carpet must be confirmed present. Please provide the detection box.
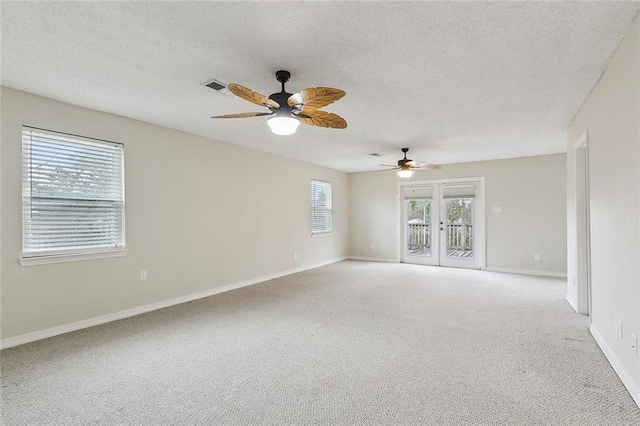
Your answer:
[1,260,639,425]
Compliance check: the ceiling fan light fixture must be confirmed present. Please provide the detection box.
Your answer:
[397,168,414,178]
[267,116,300,135]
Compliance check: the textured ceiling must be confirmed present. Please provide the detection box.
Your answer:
[2,1,639,172]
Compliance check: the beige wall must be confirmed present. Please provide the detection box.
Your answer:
[0,87,348,341]
[349,154,567,275]
[567,16,639,399]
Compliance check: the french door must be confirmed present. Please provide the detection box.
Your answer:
[401,180,483,269]
[403,186,438,266]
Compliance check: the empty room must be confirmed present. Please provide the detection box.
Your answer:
[1,1,639,424]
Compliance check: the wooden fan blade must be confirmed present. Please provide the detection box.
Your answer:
[410,163,442,170]
[378,164,400,168]
[297,110,347,129]
[228,83,280,109]
[211,112,274,119]
[287,87,345,109]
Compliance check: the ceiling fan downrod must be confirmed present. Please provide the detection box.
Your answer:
[269,70,294,108]
[275,70,291,93]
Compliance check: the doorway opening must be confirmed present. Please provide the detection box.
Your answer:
[573,132,591,316]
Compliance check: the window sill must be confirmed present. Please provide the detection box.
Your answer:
[311,231,333,238]
[20,249,128,266]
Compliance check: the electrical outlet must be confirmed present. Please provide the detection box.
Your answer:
[534,253,541,261]
[371,244,376,251]
[139,269,147,280]
[293,252,300,260]
[632,334,637,355]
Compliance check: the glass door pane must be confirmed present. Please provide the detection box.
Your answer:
[406,199,432,257]
[445,198,474,259]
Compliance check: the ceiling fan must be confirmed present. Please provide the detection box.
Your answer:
[380,148,442,178]
[212,70,347,135]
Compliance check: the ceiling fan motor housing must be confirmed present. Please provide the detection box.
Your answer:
[398,147,411,166]
[269,91,293,109]
[270,70,295,116]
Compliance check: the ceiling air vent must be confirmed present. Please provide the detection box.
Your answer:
[204,79,226,91]
[203,79,233,97]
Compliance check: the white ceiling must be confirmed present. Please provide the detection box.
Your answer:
[2,1,639,173]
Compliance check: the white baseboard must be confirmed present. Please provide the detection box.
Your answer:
[348,256,399,263]
[565,295,579,312]
[485,267,567,278]
[347,260,566,278]
[590,324,640,408]
[0,257,347,350]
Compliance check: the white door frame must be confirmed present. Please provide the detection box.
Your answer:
[397,177,486,270]
[573,132,591,316]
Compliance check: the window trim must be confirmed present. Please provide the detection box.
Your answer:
[20,249,128,266]
[20,126,126,264]
[311,179,333,235]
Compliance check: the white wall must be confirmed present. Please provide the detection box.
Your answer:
[567,16,639,404]
[349,154,567,275]
[0,87,348,342]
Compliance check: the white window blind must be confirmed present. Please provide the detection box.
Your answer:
[311,180,332,234]
[22,127,125,258]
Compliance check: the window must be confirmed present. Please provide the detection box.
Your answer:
[22,127,125,260]
[311,180,332,234]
